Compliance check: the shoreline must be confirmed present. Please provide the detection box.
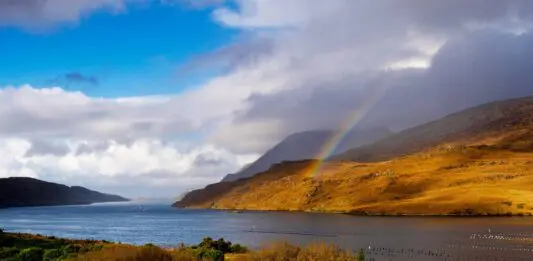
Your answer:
[174,206,533,218]
[0,199,131,210]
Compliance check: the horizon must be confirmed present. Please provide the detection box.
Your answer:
[2,0,533,198]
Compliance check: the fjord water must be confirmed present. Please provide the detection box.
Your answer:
[1,202,533,260]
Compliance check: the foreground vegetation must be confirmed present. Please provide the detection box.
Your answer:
[0,228,106,261]
[71,241,364,261]
[1,230,365,261]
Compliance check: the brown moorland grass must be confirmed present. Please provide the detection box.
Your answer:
[69,244,201,261]
[175,145,533,216]
[229,242,361,261]
[175,97,533,216]
[70,242,364,261]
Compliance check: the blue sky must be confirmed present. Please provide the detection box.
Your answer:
[0,3,236,97]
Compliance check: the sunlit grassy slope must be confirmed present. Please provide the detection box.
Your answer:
[174,97,533,215]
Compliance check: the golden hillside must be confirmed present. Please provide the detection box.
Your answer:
[174,97,533,215]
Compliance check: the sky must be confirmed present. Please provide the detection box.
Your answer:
[1,0,533,198]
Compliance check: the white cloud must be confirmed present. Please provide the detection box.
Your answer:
[0,136,257,198]
[0,85,259,197]
[0,0,127,29]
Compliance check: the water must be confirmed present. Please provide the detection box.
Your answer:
[1,202,533,260]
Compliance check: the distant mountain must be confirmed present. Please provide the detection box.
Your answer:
[221,127,392,182]
[0,177,129,209]
[174,97,533,216]
[331,96,533,162]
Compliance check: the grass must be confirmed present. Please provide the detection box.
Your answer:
[176,145,533,216]
[70,242,364,261]
[229,242,363,261]
[0,231,106,261]
[0,231,366,261]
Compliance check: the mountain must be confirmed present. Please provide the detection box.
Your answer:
[0,177,129,209]
[221,127,392,182]
[332,97,533,162]
[174,97,533,216]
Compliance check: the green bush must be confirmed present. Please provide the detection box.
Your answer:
[62,244,82,254]
[230,244,248,253]
[16,247,44,261]
[196,237,239,254]
[43,248,63,261]
[0,247,20,259]
[195,248,224,261]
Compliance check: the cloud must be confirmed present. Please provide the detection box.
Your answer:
[0,136,256,198]
[193,152,224,166]
[0,0,127,30]
[163,0,224,9]
[3,0,533,197]
[64,72,99,85]
[0,86,180,139]
[189,0,533,153]
[24,139,70,157]
[0,84,260,197]
[50,72,99,86]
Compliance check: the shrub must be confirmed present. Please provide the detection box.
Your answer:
[43,249,63,261]
[0,247,19,259]
[230,244,248,253]
[195,248,224,261]
[297,243,354,260]
[241,242,356,261]
[196,237,235,253]
[118,245,173,261]
[62,244,82,254]
[248,242,301,260]
[82,244,104,253]
[17,247,44,261]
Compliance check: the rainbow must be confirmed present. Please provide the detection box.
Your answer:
[306,81,391,178]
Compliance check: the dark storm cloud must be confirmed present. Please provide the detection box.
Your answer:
[232,31,533,142]
[363,31,533,130]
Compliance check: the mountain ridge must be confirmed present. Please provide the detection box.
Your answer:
[331,96,533,162]
[0,177,129,209]
[174,96,533,216]
[221,127,392,182]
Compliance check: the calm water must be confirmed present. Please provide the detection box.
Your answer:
[1,201,533,260]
